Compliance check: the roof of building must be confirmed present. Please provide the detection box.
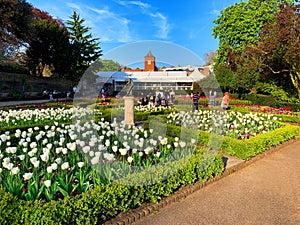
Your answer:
[96,70,206,83]
[145,50,154,58]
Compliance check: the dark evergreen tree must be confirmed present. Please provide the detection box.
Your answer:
[66,11,102,84]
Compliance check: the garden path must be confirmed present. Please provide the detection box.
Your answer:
[0,98,67,107]
[130,137,300,225]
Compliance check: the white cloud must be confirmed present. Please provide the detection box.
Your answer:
[63,3,133,43]
[115,0,171,39]
[86,6,132,42]
[116,0,151,10]
[149,12,170,39]
[66,2,83,13]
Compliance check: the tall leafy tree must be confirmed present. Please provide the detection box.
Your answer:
[213,0,294,65]
[25,17,71,77]
[0,0,33,45]
[239,3,300,98]
[0,0,34,65]
[66,11,102,84]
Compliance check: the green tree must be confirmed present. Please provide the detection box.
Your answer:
[240,3,300,98]
[25,18,71,77]
[98,60,122,71]
[213,64,239,92]
[197,73,220,91]
[213,0,294,65]
[0,0,33,46]
[66,11,102,85]
[0,0,34,69]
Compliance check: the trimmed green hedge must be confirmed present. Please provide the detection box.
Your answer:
[195,123,299,160]
[220,123,299,160]
[279,115,300,124]
[156,117,299,160]
[0,147,224,225]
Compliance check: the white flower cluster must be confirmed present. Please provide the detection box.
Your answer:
[167,110,282,139]
[0,107,94,127]
[134,105,173,113]
[0,113,195,190]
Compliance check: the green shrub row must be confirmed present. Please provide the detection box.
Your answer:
[198,98,252,107]
[221,123,299,160]
[98,108,171,123]
[240,94,300,111]
[157,116,299,160]
[277,115,300,123]
[0,147,224,225]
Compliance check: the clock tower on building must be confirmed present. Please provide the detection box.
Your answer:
[144,50,156,71]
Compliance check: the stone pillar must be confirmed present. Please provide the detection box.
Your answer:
[124,96,134,125]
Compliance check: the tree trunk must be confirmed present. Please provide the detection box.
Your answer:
[290,71,300,99]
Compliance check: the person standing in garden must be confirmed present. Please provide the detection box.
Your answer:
[221,92,230,110]
[192,91,200,111]
[209,89,217,107]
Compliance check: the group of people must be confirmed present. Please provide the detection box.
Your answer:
[138,89,176,107]
[192,89,230,111]
[42,89,74,100]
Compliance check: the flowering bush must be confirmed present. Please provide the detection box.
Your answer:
[167,110,282,139]
[134,105,173,113]
[0,117,195,201]
[0,107,96,128]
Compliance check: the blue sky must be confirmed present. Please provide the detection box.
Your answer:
[26,0,239,66]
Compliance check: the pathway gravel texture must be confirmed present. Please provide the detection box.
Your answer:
[131,138,300,225]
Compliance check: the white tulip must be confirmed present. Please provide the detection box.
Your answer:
[10,167,19,175]
[62,148,68,155]
[179,141,186,148]
[44,180,51,188]
[127,156,133,163]
[66,142,76,151]
[103,153,115,161]
[5,162,13,170]
[82,146,90,154]
[110,145,118,153]
[40,154,49,162]
[51,163,58,170]
[91,156,99,165]
[18,155,25,160]
[77,162,84,168]
[55,158,62,164]
[119,148,127,156]
[61,162,70,170]
[23,172,33,180]
[33,161,40,168]
[47,166,53,173]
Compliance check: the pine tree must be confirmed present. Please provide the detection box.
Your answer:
[66,11,102,84]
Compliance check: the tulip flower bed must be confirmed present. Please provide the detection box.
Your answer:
[0,146,224,224]
[0,107,95,128]
[167,110,283,140]
[198,97,251,107]
[230,104,300,123]
[0,105,202,202]
[0,104,298,224]
[165,109,299,159]
[0,105,225,224]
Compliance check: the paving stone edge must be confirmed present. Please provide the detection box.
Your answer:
[102,137,299,225]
